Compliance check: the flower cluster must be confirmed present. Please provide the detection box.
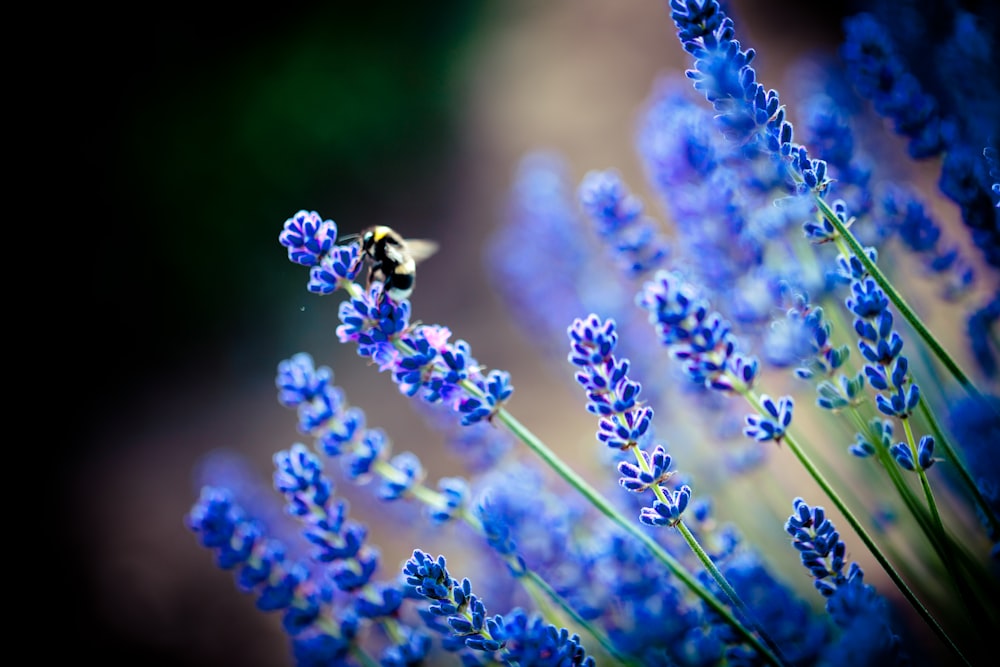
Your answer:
[577,169,670,278]
[277,351,469,520]
[841,7,1000,270]
[403,550,595,666]
[637,270,760,393]
[846,272,919,419]
[187,487,359,664]
[185,2,1000,666]
[567,314,690,528]
[669,0,831,195]
[278,211,515,427]
[785,498,906,663]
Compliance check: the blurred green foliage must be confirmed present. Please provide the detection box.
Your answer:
[122,3,488,341]
[53,2,492,439]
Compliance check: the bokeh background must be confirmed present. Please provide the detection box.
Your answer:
[45,1,977,665]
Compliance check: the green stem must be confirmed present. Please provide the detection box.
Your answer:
[375,469,626,664]
[460,512,634,667]
[900,419,1000,632]
[488,404,788,667]
[820,197,985,404]
[855,409,996,619]
[337,285,758,664]
[628,442,783,660]
[902,419,945,535]
[743,390,970,666]
[349,645,381,667]
[340,393,623,663]
[674,519,752,619]
[917,396,1000,536]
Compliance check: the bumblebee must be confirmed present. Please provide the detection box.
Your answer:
[345,225,439,302]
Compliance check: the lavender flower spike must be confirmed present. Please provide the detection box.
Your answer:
[403,550,595,665]
[568,313,692,528]
[637,269,760,392]
[187,487,357,657]
[669,0,831,196]
[785,498,907,662]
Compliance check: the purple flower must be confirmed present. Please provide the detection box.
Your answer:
[308,243,362,294]
[276,352,332,408]
[638,270,759,392]
[889,436,936,472]
[638,485,692,527]
[187,487,330,637]
[744,395,794,443]
[279,210,338,267]
[578,169,669,277]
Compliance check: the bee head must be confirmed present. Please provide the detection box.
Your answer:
[361,226,394,254]
[361,229,376,252]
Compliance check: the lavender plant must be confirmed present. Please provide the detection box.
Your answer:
[187,1,999,665]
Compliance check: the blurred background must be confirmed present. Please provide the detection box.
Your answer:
[39,1,964,665]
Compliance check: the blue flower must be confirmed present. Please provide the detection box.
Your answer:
[187,487,340,639]
[201,4,1000,664]
[889,435,936,472]
[486,152,614,363]
[308,243,362,295]
[402,550,505,651]
[458,369,513,425]
[279,210,337,266]
[843,271,920,418]
[823,564,907,665]
[784,495,903,664]
[638,270,759,392]
[840,7,1000,272]
[597,406,654,450]
[378,452,424,501]
[617,445,675,493]
[354,583,404,619]
[785,497,846,595]
[708,551,829,666]
[815,372,866,412]
[402,550,594,664]
[968,291,1000,377]
[472,462,583,594]
[670,0,831,195]
[497,610,596,667]
[273,444,334,518]
[428,477,469,524]
[743,395,793,442]
[639,485,692,527]
[378,625,432,667]
[276,352,332,408]
[272,445,370,569]
[291,620,358,667]
[878,185,974,301]
[840,13,946,159]
[850,419,892,459]
[476,494,520,561]
[336,284,411,366]
[578,169,669,277]
[949,394,1000,542]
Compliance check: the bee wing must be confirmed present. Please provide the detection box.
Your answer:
[402,238,439,264]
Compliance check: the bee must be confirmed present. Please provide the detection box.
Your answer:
[342,225,439,302]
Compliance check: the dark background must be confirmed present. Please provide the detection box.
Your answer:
[51,1,487,458]
[44,3,492,664]
[25,2,860,665]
